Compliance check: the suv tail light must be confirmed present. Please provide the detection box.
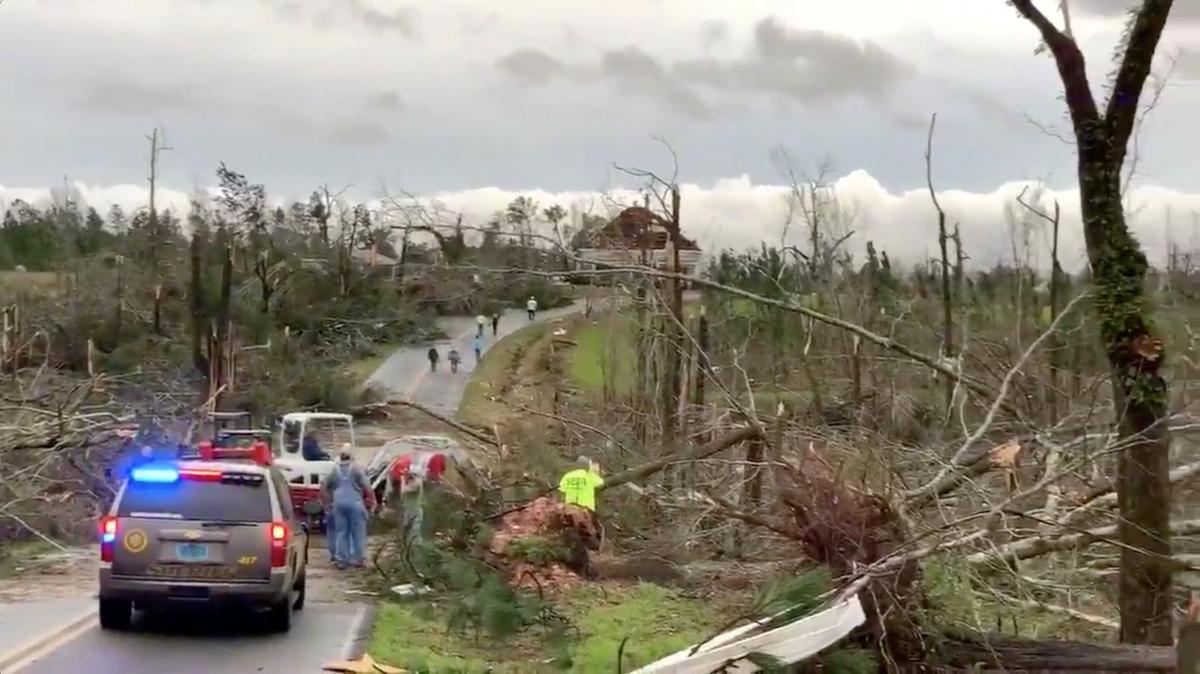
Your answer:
[269,521,289,567]
[99,516,118,563]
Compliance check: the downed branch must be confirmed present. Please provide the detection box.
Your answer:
[939,631,1173,671]
[976,589,1118,630]
[390,398,498,448]
[965,517,1200,568]
[599,425,762,492]
[904,292,1089,507]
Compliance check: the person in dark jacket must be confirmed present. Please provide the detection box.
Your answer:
[427,347,439,372]
[302,433,331,461]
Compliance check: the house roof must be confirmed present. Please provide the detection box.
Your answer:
[582,206,700,251]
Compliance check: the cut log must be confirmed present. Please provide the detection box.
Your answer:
[938,631,1175,672]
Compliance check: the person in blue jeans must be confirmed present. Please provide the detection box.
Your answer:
[319,446,375,569]
[324,503,338,563]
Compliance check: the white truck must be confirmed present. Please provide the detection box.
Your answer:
[272,412,357,519]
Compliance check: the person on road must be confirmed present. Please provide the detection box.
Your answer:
[476,313,487,337]
[320,446,375,569]
[473,333,483,361]
[427,346,439,372]
[491,313,500,337]
[526,296,538,320]
[447,348,461,373]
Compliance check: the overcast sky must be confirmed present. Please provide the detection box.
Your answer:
[3,0,1200,268]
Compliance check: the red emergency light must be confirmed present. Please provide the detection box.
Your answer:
[197,440,272,466]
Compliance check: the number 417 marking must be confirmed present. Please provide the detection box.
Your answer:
[238,555,258,565]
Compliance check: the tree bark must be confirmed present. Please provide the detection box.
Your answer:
[189,232,207,379]
[1010,0,1175,645]
[927,113,955,412]
[939,631,1174,671]
[661,187,684,488]
[214,246,233,408]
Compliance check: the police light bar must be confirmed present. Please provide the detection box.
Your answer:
[196,440,273,466]
[130,464,180,483]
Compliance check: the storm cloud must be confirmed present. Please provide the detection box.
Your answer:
[676,18,914,104]
[496,48,573,85]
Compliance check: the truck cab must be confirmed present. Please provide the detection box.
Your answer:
[272,412,356,519]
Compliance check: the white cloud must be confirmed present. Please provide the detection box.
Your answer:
[6,172,1200,274]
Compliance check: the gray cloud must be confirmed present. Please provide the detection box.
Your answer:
[253,0,419,37]
[367,90,402,111]
[328,118,390,145]
[700,20,729,50]
[80,80,204,114]
[675,17,913,104]
[600,47,712,118]
[496,48,570,85]
[495,18,909,117]
[347,0,419,38]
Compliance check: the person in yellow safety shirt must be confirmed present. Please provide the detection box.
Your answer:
[558,456,603,511]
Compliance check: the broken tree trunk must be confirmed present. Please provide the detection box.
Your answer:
[938,631,1174,671]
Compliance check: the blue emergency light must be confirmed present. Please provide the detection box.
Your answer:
[130,465,180,483]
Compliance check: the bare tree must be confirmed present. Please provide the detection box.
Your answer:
[145,128,172,273]
[1009,0,1176,645]
[926,113,955,413]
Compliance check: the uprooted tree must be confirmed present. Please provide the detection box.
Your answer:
[1010,0,1176,645]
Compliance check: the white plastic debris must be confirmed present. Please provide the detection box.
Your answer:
[390,583,432,598]
[633,595,865,673]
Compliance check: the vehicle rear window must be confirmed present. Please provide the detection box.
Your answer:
[117,479,272,522]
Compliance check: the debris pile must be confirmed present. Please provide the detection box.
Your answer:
[489,496,600,590]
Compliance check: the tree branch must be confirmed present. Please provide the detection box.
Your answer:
[1105,0,1175,157]
[389,399,498,448]
[600,425,762,492]
[1009,0,1101,133]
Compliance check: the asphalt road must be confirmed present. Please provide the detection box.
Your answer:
[17,603,369,674]
[365,302,582,415]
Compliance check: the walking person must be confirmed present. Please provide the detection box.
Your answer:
[476,313,487,337]
[491,313,500,337]
[473,333,483,361]
[319,446,376,569]
[427,346,439,372]
[447,347,461,374]
[526,296,538,321]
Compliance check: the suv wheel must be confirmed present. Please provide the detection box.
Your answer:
[266,594,292,633]
[99,598,132,630]
[292,571,307,611]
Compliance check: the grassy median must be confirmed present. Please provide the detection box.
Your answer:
[368,582,724,673]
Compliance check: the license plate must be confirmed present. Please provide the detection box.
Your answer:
[176,542,210,562]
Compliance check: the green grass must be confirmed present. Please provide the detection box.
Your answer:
[368,582,729,673]
[0,539,58,578]
[0,270,60,302]
[458,322,549,429]
[569,315,635,396]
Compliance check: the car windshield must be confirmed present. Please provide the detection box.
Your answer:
[118,479,272,522]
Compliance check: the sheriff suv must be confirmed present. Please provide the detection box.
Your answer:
[97,442,308,632]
